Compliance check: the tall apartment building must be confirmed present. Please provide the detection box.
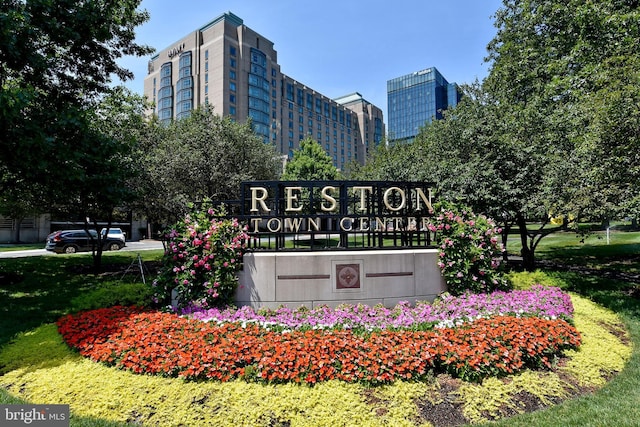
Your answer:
[386,67,461,144]
[143,12,384,169]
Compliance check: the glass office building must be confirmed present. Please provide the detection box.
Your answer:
[387,67,461,144]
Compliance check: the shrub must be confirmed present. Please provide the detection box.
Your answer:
[152,202,248,310]
[430,201,511,295]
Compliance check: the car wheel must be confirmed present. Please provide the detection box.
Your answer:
[63,245,77,254]
[109,242,122,251]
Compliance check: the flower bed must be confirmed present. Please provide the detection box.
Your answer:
[57,287,581,384]
[182,285,574,331]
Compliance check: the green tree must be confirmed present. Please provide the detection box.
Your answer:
[47,87,149,270]
[281,137,339,181]
[413,83,575,270]
[486,0,640,215]
[348,141,420,182]
[136,108,282,228]
[479,0,640,267]
[0,0,153,201]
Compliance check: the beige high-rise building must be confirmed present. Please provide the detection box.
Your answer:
[143,12,384,169]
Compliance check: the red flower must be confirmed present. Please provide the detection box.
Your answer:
[57,307,581,384]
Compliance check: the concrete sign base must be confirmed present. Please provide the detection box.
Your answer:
[236,249,446,309]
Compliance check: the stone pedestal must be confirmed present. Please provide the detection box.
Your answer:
[236,249,446,309]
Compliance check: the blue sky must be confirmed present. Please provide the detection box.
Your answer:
[118,0,504,120]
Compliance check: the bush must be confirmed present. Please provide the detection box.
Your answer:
[430,201,511,295]
[152,202,248,310]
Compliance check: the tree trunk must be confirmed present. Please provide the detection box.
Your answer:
[500,222,511,262]
[11,217,23,243]
[516,214,536,271]
[93,244,103,273]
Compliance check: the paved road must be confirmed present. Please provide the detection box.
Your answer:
[0,240,165,259]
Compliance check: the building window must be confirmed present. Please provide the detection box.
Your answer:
[230,106,236,115]
[286,84,294,101]
[230,46,236,56]
[230,58,236,68]
[296,88,303,106]
[230,82,236,91]
[205,49,209,60]
[161,63,172,77]
[230,94,236,103]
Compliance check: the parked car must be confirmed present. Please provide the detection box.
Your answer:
[45,229,125,254]
[101,227,126,243]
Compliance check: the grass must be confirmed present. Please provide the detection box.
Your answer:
[0,250,163,346]
[0,245,639,426]
[506,229,640,271]
[0,242,44,251]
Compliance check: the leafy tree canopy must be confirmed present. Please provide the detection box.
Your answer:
[0,0,153,197]
[281,137,340,181]
[136,108,282,227]
[485,0,640,220]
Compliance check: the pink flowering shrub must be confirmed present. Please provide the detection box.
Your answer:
[152,202,248,309]
[430,202,511,295]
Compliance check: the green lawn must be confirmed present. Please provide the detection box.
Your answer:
[0,242,44,251]
[1,245,639,426]
[506,229,640,271]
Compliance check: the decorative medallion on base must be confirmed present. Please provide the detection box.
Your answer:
[335,262,362,290]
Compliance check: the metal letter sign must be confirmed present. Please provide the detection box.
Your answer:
[232,180,436,251]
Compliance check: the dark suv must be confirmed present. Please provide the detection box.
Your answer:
[45,229,125,254]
